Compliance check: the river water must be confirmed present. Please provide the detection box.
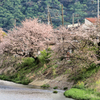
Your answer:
[0,80,74,100]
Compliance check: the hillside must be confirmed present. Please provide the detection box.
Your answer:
[0,19,100,89]
[0,0,98,31]
[1,7,100,98]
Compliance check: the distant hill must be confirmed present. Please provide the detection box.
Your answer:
[0,0,98,31]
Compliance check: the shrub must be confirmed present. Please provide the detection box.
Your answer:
[22,57,35,66]
[38,48,52,64]
[53,91,58,93]
[53,86,58,89]
[41,84,50,89]
[63,87,68,90]
[64,88,100,100]
[73,81,85,89]
[17,57,36,69]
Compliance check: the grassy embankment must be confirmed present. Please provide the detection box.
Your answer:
[63,42,100,99]
[1,42,100,100]
[64,63,100,100]
[0,49,53,85]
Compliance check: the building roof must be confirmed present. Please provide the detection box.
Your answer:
[85,18,97,23]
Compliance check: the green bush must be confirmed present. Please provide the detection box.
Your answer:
[63,87,68,90]
[41,84,50,89]
[64,88,100,100]
[38,48,52,64]
[21,79,31,85]
[16,57,37,70]
[53,91,58,93]
[73,81,85,90]
[53,86,58,89]
[22,57,35,66]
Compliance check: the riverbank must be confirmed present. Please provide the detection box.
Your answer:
[0,56,74,90]
[0,80,25,87]
[29,75,74,90]
[0,74,74,90]
[0,79,74,100]
[1,56,100,99]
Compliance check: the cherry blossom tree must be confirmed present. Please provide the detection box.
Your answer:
[51,24,100,69]
[0,19,55,57]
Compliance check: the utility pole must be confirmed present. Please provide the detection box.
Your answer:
[47,6,50,25]
[49,12,52,25]
[97,0,99,21]
[61,4,64,26]
[72,13,74,27]
[14,19,16,26]
[78,19,79,26]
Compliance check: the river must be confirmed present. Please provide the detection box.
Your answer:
[0,80,74,100]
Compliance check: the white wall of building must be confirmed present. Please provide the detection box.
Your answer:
[85,19,93,26]
[68,23,80,28]
[82,19,94,29]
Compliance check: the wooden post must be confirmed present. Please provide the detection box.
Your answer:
[72,13,74,27]
[78,19,79,26]
[49,12,52,25]
[61,4,64,26]
[47,6,50,25]
[97,0,99,21]
[14,19,16,26]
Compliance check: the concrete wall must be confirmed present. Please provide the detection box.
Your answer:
[68,23,80,28]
